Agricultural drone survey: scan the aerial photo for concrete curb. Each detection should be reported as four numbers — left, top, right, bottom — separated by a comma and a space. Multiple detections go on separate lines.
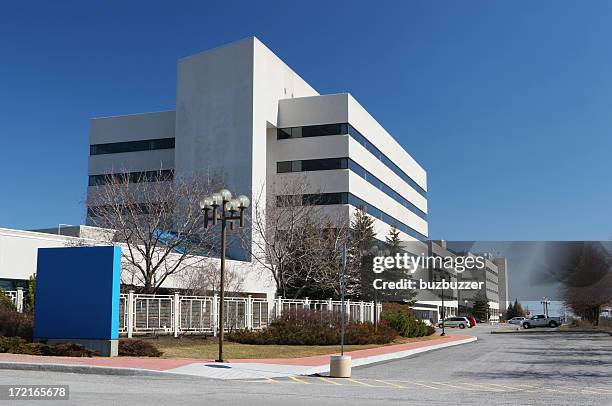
0, 336, 479, 379
0, 361, 176, 377
307, 336, 478, 375
491, 329, 612, 336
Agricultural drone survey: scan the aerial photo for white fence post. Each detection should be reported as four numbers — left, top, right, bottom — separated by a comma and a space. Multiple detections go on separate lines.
127, 290, 135, 338
15, 288, 24, 313
370, 301, 375, 323
327, 298, 332, 312
212, 294, 218, 337
346, 299, 351, 321
359, 301, 364, 322
276, 297, 282, 318
303, 297, 309, 310
173, 292, 180, 338
246, 295, 253, 329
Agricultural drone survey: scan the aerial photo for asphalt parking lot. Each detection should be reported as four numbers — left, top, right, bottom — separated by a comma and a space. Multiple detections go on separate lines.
2, 325, 611, 405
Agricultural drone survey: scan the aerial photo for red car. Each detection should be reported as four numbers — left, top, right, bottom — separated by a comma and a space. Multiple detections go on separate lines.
467, 316, 477, 327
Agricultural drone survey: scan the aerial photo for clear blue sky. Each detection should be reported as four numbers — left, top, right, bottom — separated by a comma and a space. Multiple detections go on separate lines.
1, 1, 611, 240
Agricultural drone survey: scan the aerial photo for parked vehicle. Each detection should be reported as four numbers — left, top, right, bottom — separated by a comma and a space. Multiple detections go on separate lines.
522, 314, 562, 329
508, 317, 526, 325
467, 316, 477, 327
438, 317, 470, 329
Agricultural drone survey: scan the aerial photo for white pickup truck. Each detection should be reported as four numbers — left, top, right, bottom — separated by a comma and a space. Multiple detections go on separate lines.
521, 314, 562, 329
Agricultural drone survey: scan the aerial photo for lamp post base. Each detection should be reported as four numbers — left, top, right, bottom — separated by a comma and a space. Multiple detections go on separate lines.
330, 355, 351, 378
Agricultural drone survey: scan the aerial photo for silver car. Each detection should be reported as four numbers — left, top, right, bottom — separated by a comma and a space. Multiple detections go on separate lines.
438, 317, 470, 329
508, 317, 526, 325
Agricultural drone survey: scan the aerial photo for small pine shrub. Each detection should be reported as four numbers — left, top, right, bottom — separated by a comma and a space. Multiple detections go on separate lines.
380, 303, 431, 338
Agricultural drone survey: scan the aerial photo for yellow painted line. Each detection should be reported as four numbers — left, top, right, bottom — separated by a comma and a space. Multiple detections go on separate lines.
347, 378, 375, 387
375, 379, 405, 388
392, 380, 440, 390
318, 377, 341, 385
432, 381, 476, 391
289, 376, 310, 384
589, 387, 612, 393
265, 377, 279, 383
542, 388, 578, 394
485, 383, 523, 391
582, 390, 603, 394
458, 382, 505, 392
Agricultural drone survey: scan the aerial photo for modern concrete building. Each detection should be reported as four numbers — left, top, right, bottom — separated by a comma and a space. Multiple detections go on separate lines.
87, 37, 428, 261
457, 252, 501, 321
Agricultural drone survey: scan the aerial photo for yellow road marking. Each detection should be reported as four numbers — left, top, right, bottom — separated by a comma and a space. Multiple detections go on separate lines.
589, 387, 612, 393
431, 381, 476, 391
543, 388, 578, 394
392, 380, 440, 390
265, 377, 279, 383
289, 376, 310, 384
348, 378, 375, 387
318, 377, 341, 385
458, 382, 505, 392
375, 379, 405, 388
485, 383, 522, 391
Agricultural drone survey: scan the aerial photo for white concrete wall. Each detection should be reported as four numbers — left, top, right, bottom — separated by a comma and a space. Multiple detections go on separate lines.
347, 94, 427, 192
89, 110, 176, 174
0, 228, 75, 280
274, 93, 428, 240
174, 37, 318, 260
0, 227, 275, 299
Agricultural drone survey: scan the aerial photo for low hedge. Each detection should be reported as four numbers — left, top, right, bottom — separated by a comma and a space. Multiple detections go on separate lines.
119, 339, 163, 357
228, 309, 398, 345
0, 337, 98, 357
0, 291, 33, 341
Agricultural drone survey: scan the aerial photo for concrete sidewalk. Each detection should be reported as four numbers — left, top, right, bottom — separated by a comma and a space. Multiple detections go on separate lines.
0, 334, 476, 380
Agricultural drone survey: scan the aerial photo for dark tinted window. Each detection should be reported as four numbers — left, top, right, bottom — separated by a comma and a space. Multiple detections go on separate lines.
277, 161, 292, 173
88, 170, 174, 186
276, 123, 426, 198
277, 123, 348, 139
90, 138, 175, 155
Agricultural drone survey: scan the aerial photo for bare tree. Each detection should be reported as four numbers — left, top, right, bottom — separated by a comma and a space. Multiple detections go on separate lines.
249, 177, 349, 298
177, 261, 245, 296
560, 243, 612, 325
86, 169, 223, 293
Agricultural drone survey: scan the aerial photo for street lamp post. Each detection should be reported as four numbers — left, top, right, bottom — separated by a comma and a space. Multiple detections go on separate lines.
369, 246, 389, 331
540, 297, 551, 318
464, 299, 468, 317
199, 189, 250, 363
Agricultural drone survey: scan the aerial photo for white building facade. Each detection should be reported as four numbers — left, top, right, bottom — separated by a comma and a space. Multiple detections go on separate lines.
87, 37, 428, 257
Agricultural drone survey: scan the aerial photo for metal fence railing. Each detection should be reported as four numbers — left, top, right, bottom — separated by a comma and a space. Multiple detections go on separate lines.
119, 292, 382, 337
3, 289, 23, 313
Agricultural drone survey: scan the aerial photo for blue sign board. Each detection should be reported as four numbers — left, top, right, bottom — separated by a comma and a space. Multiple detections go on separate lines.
33, 246, 121, 340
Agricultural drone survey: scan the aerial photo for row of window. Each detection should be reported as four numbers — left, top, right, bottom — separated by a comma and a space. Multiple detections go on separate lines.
276, 123, 426, 197
90, 137, 175, 155
277, 157, 426, 220
275, 192, 426, 241
277, 157, 348, 173
87, 202, 170, 218
88, 169, 174, 186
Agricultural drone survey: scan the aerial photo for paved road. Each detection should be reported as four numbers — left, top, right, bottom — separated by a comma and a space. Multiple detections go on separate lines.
2, 326, 611, 405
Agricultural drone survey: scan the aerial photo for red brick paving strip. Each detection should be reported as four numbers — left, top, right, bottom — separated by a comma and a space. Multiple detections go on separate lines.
0, 334, 472, 371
